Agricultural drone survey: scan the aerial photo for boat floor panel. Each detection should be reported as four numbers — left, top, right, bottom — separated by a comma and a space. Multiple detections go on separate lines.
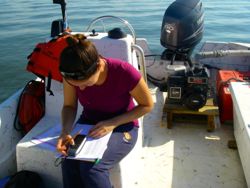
134, 84, 247, 188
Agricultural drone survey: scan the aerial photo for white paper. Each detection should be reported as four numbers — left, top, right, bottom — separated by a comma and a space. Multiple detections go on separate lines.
31, 123, 112, 161
67, 123, 112, 161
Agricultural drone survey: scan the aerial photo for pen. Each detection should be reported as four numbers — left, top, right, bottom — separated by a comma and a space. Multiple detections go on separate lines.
65, 128, 83, 145
72, 128, 83, 138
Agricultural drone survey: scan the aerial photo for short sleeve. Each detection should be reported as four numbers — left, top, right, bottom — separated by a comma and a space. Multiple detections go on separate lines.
121, 62, 142, 91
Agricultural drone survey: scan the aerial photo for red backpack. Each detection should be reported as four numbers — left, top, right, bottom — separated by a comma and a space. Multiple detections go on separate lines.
14, 80, 45, 135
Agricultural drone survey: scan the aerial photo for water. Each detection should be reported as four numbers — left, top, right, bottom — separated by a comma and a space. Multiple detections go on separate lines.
0, 0, 250, 103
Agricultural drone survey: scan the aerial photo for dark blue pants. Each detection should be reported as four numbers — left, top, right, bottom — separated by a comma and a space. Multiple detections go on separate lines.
62, 123, 138, 188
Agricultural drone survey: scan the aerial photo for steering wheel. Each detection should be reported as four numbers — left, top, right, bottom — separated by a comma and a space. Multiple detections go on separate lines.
85, 15, 136, 43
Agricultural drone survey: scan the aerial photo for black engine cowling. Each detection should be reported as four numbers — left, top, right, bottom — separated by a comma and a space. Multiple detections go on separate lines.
160, 0, 204, 54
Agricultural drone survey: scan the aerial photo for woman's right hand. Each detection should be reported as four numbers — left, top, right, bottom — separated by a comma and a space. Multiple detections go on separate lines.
56, 134, 74, 156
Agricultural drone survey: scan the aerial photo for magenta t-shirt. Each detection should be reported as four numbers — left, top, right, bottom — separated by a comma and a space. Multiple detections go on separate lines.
76, 58, 141, 126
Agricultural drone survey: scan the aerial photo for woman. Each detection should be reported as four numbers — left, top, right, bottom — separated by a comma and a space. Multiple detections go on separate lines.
56, 34, 153, 188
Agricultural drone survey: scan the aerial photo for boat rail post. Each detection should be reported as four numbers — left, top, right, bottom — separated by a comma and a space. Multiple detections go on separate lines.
132, 44, 147, 83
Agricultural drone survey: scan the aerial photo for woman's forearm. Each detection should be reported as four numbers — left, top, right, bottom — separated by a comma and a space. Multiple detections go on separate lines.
108, 104, 153, 127
61, 106, 77, 135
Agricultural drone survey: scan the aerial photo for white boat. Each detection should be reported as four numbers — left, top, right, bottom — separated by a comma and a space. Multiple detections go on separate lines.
0, 0, 249, 187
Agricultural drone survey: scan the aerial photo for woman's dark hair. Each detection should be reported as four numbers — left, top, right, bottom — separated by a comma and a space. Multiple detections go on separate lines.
59, 34, 99, 80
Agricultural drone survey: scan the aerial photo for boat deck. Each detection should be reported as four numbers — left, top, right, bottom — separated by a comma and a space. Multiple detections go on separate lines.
133, 84, 247, 188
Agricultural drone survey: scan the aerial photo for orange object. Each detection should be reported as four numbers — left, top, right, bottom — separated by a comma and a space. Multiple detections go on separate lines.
216, 70, 250, 123
26, 34, 70, 82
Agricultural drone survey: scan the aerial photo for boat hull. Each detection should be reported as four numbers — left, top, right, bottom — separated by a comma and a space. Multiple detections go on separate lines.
0, 90, 23, 178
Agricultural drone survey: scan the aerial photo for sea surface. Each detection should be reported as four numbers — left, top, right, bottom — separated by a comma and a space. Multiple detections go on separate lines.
0, 0, 250, 103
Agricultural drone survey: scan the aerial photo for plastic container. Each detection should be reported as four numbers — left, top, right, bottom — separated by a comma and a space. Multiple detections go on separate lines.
216, 70, 250, 123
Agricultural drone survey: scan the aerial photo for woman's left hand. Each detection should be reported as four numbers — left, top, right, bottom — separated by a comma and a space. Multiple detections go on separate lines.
88, 120, 117, 138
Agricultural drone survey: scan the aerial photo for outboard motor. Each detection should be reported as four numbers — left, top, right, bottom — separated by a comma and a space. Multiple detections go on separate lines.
159, 0, 209, 110
51, 0, 69, 37
161, 0, 204, 66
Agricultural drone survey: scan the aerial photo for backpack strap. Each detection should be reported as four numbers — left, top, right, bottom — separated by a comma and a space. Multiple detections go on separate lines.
46, 73, 54, 96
